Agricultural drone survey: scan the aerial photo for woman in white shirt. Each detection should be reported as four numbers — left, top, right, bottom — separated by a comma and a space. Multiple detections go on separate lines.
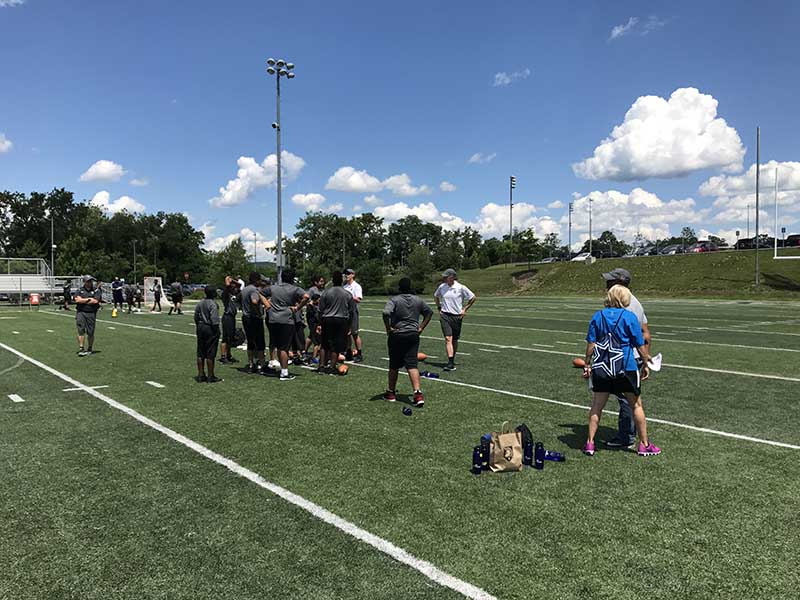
433, 269, 476, 371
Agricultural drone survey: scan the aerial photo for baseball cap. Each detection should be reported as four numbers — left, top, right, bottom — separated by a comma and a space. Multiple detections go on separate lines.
442, 268, 457, 278
82, 275, 96, 283
602, 268, 632, 284
343, 268, 355, 276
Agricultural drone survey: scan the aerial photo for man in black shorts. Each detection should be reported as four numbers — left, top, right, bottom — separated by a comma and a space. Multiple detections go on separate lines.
168, 277, 183, 315
194, 286, 222, 383
262, 268, 308, 381
111, 276, 124, 311
74, 275, 102, 356
305, 274, 325, 364
219, 276, 240, 364
240, 271, 270, 373
317, 270, 355, 375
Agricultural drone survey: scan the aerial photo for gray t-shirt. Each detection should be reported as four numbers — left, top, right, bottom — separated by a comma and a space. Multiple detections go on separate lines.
194, 298, 220, 326
264, 283, 306, 325
383, 294, 433, 333
628, 293, 648, 325
240, 284, 264, 320
319, 286, 355, 320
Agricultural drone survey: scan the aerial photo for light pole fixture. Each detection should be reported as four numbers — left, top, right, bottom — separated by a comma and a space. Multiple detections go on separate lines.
588, 197, 593, 257
568, 202, 574, 257
266, 57, 296, 283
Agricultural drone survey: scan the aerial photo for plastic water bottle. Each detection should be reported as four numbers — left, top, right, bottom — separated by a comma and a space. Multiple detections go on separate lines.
480, 435, 491, 471
472, 446, 483, 475
544, 450, 565, 462
523, 439, 533, 466
534, 442, 545, 470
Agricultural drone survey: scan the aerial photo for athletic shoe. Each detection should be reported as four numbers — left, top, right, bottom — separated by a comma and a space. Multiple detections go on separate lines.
638, 442, 662, 457
605, 438, 635, 449
353, 354, 364, 363
309, 357, 320, 365
227, 356, 239, 363
177, 310, 183, 315
219, 357, 229, 364
582, 442, 596, 456
279, 373, 296, 381
411, 391, 425, 407
207, 376, 223, 384
292, 356, 305, 366
195, 375, 208, 383
85, 349, 94, 356
77, 349, 87, 357
384, 390, 397, 402
246, 364, 258, 374
443, 364, 457, 372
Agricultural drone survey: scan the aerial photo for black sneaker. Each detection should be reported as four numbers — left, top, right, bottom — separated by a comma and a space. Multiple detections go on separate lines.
443, 363, 456, 372
606, 438, 635, 449
219, 357, 229, 364
279, 373, 296, 381
77, 349, 87, 357
85, 349, 94, 356
227, 356, 239, 363
195, 375, 208, 383
353, 354, 364, 363
207, 376, 223, 383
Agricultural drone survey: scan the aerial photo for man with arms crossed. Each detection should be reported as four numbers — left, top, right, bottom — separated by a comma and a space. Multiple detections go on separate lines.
434, 268, 476, 372
601, 268, 652, 449
263, 268, 309, 381
74, 275, 102, 357
317, 270, 355, 375
383, 277, 433, 407
305, 274, 325, 364
343, 268, 364, 363
240, 272, 271, 374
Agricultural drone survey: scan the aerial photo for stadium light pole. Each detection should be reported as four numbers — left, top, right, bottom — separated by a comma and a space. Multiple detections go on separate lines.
49, 211, 55, 300
568, 202, 573, 257
133, 240, 137, 285
266, 58, 296, 283
755, 126, 760, 288
509, 175, 516, 246
588, 197, 593, 256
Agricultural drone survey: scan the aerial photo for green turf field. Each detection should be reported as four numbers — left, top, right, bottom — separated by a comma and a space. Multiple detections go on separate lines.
2, 297, 800, 599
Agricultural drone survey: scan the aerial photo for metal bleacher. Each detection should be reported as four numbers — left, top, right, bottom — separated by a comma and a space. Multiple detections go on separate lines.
0, 258, 61, 303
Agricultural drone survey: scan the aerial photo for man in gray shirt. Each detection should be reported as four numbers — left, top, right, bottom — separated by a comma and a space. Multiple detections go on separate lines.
194, 286, 222, 383
74, 275, 102, 356
262, 268, 308, 381
317, 270, 356, 375
240, 271, 271, 374
382, 277, 433, 406
305, 274, 325, 363
601, 268, 652, 448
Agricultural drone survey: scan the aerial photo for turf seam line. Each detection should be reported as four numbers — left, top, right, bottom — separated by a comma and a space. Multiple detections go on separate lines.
0, 341, 498, 600
348, 362, 800, 450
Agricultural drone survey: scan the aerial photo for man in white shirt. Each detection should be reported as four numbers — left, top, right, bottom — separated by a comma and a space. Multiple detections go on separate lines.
343, 268, 364, 363
433, 268, 476, 372
601, 268, 652, 448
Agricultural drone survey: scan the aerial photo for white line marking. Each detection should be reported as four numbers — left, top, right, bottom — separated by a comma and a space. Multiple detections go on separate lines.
108, 326, 116, 330
0, 357, 24, 375
46, 329, 55, 333
556, 341, 576, 346
9, 394, 24, 403
63, 385, 109, 392
348, 363, 800, 450
380, 357, 390, 361
146, 381, 165, 388
0, 341, 496, 600
12, 331, 20, 334
0, 316, 18, 320
478, 348, 500, 353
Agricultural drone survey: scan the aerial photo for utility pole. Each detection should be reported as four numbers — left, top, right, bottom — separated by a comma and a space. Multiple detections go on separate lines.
588, 197, 593, 257
755, 127, 760, 287
568, 202, 573, 258
133, 240, 137, 285
254, 232, 257, 268
747, 204, 750, 238
509, 176, 516, 266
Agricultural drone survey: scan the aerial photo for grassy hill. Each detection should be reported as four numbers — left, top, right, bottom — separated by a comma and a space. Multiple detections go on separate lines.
454, 249, 800, 299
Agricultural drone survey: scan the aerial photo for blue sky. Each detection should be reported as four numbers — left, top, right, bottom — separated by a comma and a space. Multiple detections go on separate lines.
2, 0, 799, 255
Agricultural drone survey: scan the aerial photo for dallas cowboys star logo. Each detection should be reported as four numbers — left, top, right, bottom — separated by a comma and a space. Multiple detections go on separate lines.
592, 333, 625, 377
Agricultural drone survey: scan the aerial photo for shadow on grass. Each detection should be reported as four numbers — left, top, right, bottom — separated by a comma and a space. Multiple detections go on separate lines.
557, 422, 618, 450
368, 392, 415, 406
762, 272, 800, 292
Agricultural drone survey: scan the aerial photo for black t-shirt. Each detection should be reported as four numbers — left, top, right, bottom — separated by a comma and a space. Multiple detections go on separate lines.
75, 287, 102, 313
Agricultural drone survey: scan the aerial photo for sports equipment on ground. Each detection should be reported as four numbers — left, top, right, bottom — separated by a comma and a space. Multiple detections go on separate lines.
337, 364, 348, 375
402, 407, 412, 416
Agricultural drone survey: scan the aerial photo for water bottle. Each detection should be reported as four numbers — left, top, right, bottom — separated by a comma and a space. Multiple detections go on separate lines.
544, 450, 565, 462
422, 371, 440, 379
523, 439, 533, 466
534, 442, 545, 470
480, 435, 490, 471
472, 446, 483, 475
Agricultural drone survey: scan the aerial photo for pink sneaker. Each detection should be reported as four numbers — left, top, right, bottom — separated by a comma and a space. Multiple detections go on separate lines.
638, 442, 662, 456
582, 441, 595, 456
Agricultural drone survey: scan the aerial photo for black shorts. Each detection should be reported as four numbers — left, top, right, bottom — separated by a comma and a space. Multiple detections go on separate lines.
75, 312, 97, 336
270, 323, 295, 352
196, 324, 220, 359
172, 294, 183, 304
591, 370, 642, 397
322, 317, 349, 353
292, 323, 306, 352
308, 318, 321, 346
387, 331, 420, 370
221, 314, 236, 344
242, 316, 265, 352
113, 290, 123, 304
440, 312, 463, 340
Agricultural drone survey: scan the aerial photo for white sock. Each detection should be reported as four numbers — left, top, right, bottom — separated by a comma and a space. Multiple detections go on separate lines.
281, 368, 289, 377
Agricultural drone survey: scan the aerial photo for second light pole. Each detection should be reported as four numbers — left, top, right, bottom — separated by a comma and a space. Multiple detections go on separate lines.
266, 57, 296, 283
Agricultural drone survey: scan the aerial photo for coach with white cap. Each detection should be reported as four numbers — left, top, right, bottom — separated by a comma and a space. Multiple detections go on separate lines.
74, 275, 102, 357
601, 267, 651, 448
433, 268, 476, 372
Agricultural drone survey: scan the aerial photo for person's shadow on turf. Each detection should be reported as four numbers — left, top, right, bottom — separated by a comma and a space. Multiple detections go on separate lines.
557, 423, 617, 450
368, 393, 414, 406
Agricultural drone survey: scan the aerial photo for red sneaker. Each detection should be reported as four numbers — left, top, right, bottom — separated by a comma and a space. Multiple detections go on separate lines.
383, 390, 397, 402
412, 390, 425, 407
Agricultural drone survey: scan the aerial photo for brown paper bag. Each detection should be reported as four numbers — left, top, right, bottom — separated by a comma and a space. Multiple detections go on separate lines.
489, 421, 523, 472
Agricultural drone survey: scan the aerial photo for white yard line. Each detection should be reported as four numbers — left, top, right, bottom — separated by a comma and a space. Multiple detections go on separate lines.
46, 329, 55, 333
146, 381, 165, 388
0, 341, 497, 600
12, 331, 20, 334
8, 394, 25, 403
63, 385, 109, 392
108, 326, 116, 330
349, 362, 800, 450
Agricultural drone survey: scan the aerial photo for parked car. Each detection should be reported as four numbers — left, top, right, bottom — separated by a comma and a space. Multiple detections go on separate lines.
570, 252, 592, 262
635, 245, 659, 256
687, 241, 719, 253
785, 234, 800, 247
539, 257, 559, 264
659, 244, 685, 256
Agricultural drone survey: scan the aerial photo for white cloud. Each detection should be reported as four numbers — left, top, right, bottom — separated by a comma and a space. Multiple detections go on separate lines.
547, 200, 564, 209
90, 191, 145, 215
0, 133, 12, 153
364, 194, 383, 206
199, 221, 216, 240
375, 201, 468, 231
473, 202, 561, 239
352, 205, 363, 213
493, 67, 531, 87
610, 16, 667, 40
0, 0, 25, 7
468, 152, 497, 165
130, 178, 149, 187
291, 193, 327, 212
609, 17, 639, 40
573, 87, 745, 181
205, 227, 276, 261
327, 202, 344, 213
440, 181, 457, 192
325, 166, 383, 193
382, 173, 431, 197
210, 151, 305, 208
79, 159, 126, 182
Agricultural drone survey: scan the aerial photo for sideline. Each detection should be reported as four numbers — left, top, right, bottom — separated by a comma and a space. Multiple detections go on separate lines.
0, 341, 497, 600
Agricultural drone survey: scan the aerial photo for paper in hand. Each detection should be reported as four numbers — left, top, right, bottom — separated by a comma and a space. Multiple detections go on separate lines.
648, 353, 663, 372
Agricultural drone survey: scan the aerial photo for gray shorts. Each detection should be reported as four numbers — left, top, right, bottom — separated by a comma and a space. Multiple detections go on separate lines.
76, 312, 97, 336
440, 312, 463, 340
350, 310, 359, 336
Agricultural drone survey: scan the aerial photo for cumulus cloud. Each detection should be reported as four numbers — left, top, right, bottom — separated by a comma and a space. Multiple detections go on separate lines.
375, 201, 468, 231
468, 152, 497, 165
547, 200, 564, 209
325, 167, 431, 197
130, 178, 149, 187
364, 194, 383, 206
610, 17, 639, 40
327, 202, 344, 213
473, 202, 561, 239
0, 0, 25, 7
493, 67, 531, 87
0, 133, 12, 153
80, 159, 126, 182
573, 87, 745, 181
440, 181, 457, 192
382, 173, 431, 197
291, 193, 327, 212
90, 191, 145, 215
204, 227, 275, 261
210, 151, 305, 208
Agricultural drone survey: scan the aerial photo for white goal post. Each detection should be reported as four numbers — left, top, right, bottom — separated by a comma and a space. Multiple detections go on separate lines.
143, 277, 166, 307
